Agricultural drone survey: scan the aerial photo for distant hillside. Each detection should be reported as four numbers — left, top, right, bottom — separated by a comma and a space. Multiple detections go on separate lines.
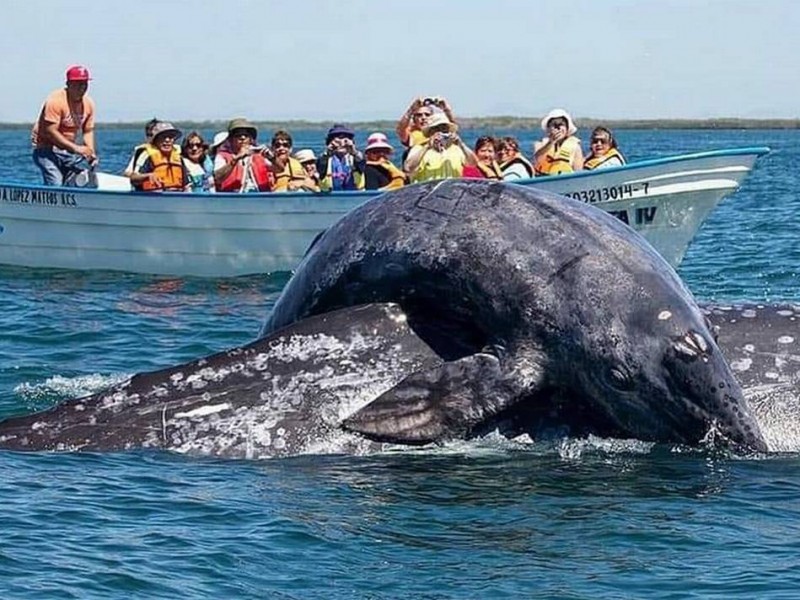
2, 117, 798, 130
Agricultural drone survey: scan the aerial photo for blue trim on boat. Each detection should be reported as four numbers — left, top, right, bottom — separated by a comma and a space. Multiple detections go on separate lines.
0, 146, 771, 199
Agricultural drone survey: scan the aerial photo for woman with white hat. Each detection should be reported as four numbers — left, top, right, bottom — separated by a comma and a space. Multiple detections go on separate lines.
533, 108, 584, 176
403, 113, 476, 183
363, 133, 406, 191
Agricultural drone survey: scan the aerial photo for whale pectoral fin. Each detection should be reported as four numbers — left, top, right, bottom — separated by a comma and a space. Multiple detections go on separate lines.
342, 353, 521, 444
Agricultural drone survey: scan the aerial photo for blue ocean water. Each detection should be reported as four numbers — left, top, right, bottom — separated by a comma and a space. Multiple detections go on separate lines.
0, 127, 799, 599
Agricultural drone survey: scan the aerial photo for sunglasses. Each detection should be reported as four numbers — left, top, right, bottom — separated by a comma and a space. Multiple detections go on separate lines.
591, 138, 609, 144
548, 120, 567, 129
232, 130, 254, 139
187, 142, 205, 149
273, 140, 291, 148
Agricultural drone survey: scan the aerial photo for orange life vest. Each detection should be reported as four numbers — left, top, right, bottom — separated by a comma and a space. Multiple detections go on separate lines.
217, 151, 272, 192
583, 148, 626, 170
139, 145, 186, 191
272, 157, 307, 192
534, 136, 580, 176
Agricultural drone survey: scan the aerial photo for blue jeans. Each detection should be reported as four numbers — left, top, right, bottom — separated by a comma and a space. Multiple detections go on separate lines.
32, 147, 87, 186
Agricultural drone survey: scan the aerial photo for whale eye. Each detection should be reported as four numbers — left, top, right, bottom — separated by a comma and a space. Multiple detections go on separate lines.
608, 366, 635, 391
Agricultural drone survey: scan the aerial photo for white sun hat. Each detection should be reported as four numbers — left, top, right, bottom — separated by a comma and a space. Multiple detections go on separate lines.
540, 108, 577, 136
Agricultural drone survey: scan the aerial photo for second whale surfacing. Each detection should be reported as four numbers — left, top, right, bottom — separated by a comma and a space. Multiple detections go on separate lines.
0, 180, 770, 456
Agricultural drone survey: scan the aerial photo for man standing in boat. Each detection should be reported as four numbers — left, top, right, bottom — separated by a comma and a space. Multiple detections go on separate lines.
31, 65, 98, 186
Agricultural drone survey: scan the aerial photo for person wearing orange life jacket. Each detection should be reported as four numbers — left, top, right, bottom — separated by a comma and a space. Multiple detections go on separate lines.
533, 108, 584, 176
270, 130, 319, 192
462, 136, 503, 180
496, 136, 534, 180
129, 122, 189, 192
363, 133, 407, 191
214, 118, 273, 193
583, 126, 626, 170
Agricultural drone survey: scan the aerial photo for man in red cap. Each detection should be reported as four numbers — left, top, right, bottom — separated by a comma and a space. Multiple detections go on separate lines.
31, 65, 98, 186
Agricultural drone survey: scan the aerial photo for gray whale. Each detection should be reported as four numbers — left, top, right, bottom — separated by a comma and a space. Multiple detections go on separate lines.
0, 180, 769, 456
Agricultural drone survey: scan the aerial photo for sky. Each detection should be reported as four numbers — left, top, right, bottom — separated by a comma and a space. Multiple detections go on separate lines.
1, 0, 798, 123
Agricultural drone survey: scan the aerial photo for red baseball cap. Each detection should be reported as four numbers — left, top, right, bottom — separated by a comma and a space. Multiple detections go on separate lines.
65, 65, 91, 82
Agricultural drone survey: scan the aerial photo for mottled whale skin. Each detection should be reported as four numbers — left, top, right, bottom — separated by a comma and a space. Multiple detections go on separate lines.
704, 303, 800, 451
263, 179, 766, 452
0, 304, 441, 457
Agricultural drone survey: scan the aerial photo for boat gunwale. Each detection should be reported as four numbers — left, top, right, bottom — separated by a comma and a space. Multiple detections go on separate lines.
0, 146, 771, 200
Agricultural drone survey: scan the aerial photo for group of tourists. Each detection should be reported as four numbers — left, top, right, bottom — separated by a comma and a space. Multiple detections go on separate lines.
31, 65, 626, 192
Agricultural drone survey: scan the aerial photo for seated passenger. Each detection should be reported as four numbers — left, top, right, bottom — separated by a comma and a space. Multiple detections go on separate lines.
123, 117, 159, 179
533, 108, 583, 176
496, 136, 534, 180
270, 131, 319, 192
462, 136, 502, 180
293, 149, 321, 188
403, 113, 476, 183
583, 126, 626, 170
129, 121, 189, 192
213, 118, 272, 193
181, 131, 215, 192
363, 133, 406, 191
208, 131, 228, 161
316, 124, 365, 191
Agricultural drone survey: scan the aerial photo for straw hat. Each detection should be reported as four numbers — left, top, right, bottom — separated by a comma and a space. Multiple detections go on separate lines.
540, 108, 577, 136
293, 149, 317, 164
227, 117, 258, 138
364, 132, 393, 152
422, 112, 457, 136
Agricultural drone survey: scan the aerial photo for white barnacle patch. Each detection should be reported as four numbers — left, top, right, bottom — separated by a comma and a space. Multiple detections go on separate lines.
389, 310, 408, 324
777, 310, 795, 317
730, 357, 753, 372
657, 310, 672, 321
765, 371, 780, 380
744, 344, 756, 353
73, 404, 85, 412
742, 309, 757, 318
174, 403, 231, 419
170, 372, 184, 384
777, 336, 795, 345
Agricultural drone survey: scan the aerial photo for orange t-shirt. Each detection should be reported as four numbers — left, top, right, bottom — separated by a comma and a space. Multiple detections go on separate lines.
31, 88, 96, 149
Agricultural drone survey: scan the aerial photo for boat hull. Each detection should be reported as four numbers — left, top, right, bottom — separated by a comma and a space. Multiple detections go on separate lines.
0, 147, 769, 277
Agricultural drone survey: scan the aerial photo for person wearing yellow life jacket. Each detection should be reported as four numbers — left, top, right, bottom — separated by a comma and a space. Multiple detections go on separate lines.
214, 118, 273, 193
533, 108, 584, 176
404, 113, 477, 183
293, 149, 321, 189
317, 124, 365, 192
129, 122, 189, 192
496, 136, 534, 180
462, 136, 503, 180
363, 132, 407, 191
583, 126, 626, 170
270, 130, 319, 192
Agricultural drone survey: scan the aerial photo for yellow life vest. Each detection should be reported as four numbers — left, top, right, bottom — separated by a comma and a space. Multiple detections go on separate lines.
272, 157, 307, 192
534, 136, 580, 176
411, 145, 466, 183
318, 155, 365, 192
366, 160, 407, 190
140, 144, 185, 191
477, 161, 503, 180
408, 129, 428, 147
583, 148, 626, 170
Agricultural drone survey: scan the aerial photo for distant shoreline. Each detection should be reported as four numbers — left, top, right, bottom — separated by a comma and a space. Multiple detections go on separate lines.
1, 117, 798, 130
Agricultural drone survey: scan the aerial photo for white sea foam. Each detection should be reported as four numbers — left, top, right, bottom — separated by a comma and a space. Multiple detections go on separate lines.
14, 373, 130, 402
